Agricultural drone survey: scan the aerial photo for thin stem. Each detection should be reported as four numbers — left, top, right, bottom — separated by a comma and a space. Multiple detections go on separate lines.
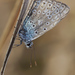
0, 0, 29, 75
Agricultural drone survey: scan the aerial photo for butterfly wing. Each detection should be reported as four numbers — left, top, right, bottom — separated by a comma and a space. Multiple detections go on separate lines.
19, 0, 70, 48
24, 0, 70, 41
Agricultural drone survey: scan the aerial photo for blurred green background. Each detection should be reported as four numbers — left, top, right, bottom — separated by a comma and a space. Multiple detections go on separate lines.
0, 0, 75, 75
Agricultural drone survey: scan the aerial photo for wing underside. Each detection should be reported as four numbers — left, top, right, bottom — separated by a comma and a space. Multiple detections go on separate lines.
23, 0, 70, 41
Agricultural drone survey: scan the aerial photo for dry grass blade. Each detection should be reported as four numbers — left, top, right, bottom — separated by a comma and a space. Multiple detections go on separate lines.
0, 0, 22, 50
0, 0, 34, 75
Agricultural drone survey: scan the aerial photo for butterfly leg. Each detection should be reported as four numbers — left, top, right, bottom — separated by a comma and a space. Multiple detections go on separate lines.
13, 39, 23, 48
15, 35, 21, 40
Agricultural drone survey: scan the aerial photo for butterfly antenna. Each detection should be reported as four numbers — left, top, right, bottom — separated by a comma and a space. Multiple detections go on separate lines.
30, 48, 33, 68
33, 45, 37, 67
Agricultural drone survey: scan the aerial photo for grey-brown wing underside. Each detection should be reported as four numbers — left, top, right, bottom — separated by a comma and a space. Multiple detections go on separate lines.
24, 0, 70, 41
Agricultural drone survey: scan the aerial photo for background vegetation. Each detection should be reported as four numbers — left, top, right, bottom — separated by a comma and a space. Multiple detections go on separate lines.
0, 0, 75, 75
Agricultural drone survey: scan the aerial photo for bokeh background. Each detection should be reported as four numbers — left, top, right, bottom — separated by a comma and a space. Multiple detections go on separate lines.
0, 0, 75, 75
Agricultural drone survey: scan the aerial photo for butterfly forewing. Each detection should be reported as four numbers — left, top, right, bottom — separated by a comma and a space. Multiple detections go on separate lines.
19, 0, 70, 47
25, 0, 69, 40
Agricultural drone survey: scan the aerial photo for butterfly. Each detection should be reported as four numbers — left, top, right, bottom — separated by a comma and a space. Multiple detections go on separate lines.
0, 0, 70, 75
18, 0, 70, 48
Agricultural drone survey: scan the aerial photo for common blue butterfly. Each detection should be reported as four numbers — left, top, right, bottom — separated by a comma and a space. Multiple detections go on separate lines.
0, 0, 70, 75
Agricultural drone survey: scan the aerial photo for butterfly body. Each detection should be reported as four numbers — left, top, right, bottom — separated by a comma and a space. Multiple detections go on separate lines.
19, 0, 70, 48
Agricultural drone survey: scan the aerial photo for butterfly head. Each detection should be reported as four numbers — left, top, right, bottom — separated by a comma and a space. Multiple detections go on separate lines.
24, 41, 33, 48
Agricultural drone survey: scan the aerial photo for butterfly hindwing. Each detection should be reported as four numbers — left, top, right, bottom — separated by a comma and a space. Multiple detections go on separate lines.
24, 0, 70, 40
19, 0, 70, 48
